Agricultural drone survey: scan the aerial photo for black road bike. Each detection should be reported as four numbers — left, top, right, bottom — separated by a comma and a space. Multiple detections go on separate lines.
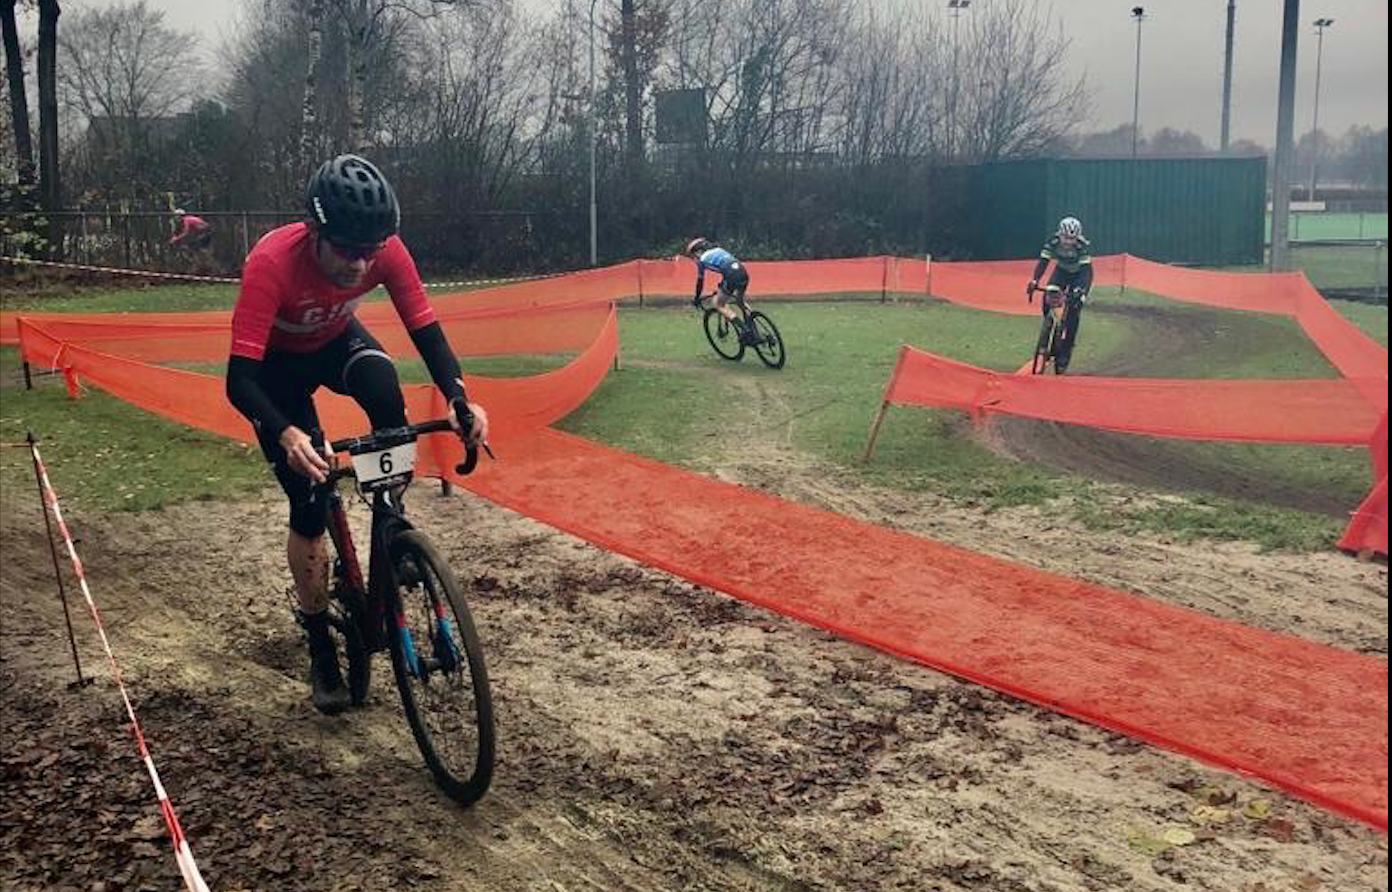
701, 291, 787, 369
305, 417, 494, 806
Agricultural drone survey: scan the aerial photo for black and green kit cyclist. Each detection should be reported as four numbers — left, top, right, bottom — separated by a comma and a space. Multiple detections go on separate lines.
1025, 216, 1094, 374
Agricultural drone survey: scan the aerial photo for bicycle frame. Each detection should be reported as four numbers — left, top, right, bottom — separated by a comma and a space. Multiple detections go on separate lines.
324, 484, 412, 654
319, 419, 480, 656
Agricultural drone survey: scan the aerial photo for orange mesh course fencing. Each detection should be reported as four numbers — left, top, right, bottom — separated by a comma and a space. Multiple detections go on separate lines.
882, 346, 1384, 446
6, 254, 1389, 828
440, 429, 1387, 830
15, 306, 618, 444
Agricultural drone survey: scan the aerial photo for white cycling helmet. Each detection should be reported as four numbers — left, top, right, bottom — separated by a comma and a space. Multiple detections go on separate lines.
173, 207, 187, 216
1058, 216, 1082, 238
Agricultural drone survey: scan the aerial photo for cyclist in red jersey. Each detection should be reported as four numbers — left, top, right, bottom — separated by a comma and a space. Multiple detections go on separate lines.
169, 209, 213, 249
226, 154, 488, 715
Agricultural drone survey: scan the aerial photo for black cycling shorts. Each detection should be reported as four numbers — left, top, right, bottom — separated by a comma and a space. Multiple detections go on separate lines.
719, 263, 750, 298
254, 317, 407, 537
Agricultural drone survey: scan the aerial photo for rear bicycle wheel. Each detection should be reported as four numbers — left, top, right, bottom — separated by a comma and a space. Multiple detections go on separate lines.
747, 311, 786, 369
328, 568, 371, 706
703, 308, 745, 361
385, 530, 495, 806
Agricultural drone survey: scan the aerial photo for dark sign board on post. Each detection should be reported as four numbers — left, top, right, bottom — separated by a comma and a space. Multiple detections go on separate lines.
655, 88, 707, 145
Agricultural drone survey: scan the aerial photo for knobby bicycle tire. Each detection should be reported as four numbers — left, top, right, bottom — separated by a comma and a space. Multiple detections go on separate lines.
703, 308, 745, 361
385, 530, 495, 806
1033, 313, 1062, 375
747, 311, 786, 369
328, 571, 372, 707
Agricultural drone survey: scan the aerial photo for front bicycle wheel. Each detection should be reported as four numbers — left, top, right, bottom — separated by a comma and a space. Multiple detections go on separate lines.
703, 308, 745, 361
747, 311, 786, 369
385, 530, 495, 806
1032, 316, 1058, 375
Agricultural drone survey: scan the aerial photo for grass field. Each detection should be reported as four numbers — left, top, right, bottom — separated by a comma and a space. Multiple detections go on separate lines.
1265, 211, 1388, 242
1, 278, 1384, 552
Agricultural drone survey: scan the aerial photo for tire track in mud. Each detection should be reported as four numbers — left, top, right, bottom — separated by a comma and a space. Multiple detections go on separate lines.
988, 302, 1361, 516
2, 445, 1387, 892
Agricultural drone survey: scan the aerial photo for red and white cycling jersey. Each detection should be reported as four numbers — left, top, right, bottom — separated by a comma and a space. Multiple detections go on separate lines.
230, 222, 435, 360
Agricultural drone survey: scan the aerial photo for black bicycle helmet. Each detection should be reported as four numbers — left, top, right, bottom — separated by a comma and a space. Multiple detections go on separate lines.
306, 154, 400, 246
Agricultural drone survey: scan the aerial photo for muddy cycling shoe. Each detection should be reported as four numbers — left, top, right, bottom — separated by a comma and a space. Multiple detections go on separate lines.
308, 640, 351, 715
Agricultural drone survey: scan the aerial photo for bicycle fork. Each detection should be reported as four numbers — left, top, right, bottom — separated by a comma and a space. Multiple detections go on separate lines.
393, 584, 462, 680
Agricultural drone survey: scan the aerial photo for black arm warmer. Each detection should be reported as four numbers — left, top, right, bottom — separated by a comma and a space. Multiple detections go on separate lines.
226, 355, 292, 440
1031, 257, 1049, 281
409, 321, 467, 403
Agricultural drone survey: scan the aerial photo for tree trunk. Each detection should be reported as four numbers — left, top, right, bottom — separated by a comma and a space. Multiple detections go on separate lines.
37, 0, 61, 255
620, 0, 642, 164
1, 0, 36, 191
345, 0, 367, 153
300, 0, 325, 177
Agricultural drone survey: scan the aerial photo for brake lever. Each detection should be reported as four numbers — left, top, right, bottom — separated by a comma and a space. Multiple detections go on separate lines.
454, 440, 495, 475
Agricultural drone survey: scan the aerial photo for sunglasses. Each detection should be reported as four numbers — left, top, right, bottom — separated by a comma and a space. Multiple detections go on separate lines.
324, 238, 386, 261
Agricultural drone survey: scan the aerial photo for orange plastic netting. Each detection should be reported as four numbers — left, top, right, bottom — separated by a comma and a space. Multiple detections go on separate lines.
3, 254, 1388, 829
882, 346, 1384, 445
440, 428, 1387, 830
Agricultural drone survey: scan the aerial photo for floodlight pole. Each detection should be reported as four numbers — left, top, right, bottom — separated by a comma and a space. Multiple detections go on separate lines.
1269, 0, 1301, 271
1307, 18, 1333, 201
947, 0, 971, 158
1220, 0, 1236, 152
588, 0, 599, 267
1130, 7, 1145, 157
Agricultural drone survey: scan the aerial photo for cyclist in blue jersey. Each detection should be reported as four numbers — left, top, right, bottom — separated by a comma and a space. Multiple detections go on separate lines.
686, 237, 749, 323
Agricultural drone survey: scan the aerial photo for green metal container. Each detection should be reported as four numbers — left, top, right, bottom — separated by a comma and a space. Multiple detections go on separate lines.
973, 156, 1266, 265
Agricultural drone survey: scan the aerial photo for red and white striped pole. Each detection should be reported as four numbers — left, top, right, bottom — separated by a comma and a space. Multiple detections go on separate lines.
26, 435, 211, 892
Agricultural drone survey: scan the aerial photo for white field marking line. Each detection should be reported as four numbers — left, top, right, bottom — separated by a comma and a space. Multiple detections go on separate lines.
27, 441, 212, 892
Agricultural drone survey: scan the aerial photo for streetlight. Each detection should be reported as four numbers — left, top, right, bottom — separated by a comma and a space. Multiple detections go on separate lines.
947, 0, 970, 158
1220, 0, 1236, 152
1130, 6, 1145, 157
1308, 17, 1334, 201
588, 0, 599, 266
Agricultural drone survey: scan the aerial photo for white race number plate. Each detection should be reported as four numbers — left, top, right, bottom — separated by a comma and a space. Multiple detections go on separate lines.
351, 442, 417, 490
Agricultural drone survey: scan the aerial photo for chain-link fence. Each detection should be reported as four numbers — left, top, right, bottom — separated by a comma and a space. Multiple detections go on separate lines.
0, 209, 552, 280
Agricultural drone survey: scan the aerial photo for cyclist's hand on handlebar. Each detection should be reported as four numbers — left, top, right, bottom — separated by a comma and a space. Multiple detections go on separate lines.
448, 397, 490, 446
1026, 280, 1037, 302
280, 425, 331, 484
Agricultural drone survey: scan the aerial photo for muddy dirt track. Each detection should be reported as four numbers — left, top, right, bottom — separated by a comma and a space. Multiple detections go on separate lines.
988, 303, 1365, 516
2, 311, 1388, 892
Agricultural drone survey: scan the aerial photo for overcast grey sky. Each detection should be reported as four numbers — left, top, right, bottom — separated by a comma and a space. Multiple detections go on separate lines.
20, 0, 1390, 146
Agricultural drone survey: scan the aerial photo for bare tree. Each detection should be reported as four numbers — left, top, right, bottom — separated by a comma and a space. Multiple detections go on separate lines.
300, 0, 326, 176
952, 0, 1089, 162
831, 5, 945, 162
36, 0, 58, 215
57, 0, 203, 197
2, 0, 36, 191
326, 0, 462, 151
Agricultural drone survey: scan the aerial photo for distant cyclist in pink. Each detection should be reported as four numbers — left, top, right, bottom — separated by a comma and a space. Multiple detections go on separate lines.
169, 209, 213, 249
225, 154, 488, 715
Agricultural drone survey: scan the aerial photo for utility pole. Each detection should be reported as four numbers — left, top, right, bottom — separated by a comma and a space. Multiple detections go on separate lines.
948, 0, 970, 158
1221, 0, 1236, 152
588, 0, 599, 266
1307, 17, 1334, 201
1270, 0, 1300, 271
1130, 6, 1145, 157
